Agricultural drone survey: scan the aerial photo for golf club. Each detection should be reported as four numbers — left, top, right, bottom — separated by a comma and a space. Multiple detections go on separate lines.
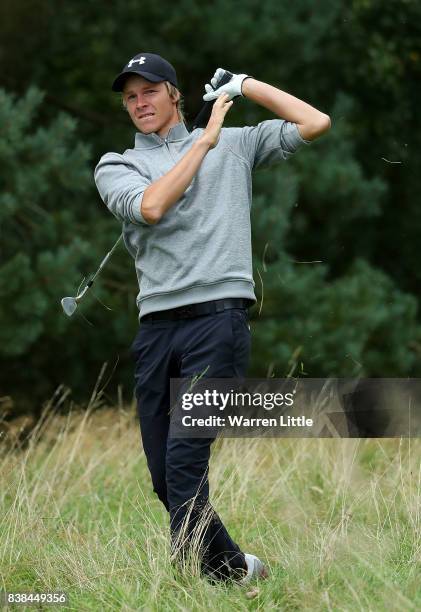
189, 69, 235, 131
61, 234, 123, 317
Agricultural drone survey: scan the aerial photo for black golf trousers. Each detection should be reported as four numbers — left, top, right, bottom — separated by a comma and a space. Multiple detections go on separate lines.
130, 306, 251, 581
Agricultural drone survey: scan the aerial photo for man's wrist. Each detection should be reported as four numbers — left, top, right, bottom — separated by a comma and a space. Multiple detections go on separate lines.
241, 76, 256, 97
195, 136, 213, 152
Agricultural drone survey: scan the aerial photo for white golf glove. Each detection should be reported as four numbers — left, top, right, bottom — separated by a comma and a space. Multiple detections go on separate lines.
202, 68, 251, 102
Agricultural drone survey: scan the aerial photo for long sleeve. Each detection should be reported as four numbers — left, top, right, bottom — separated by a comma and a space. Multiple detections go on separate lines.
230, 119, 311, 169
94, 152, 152, 225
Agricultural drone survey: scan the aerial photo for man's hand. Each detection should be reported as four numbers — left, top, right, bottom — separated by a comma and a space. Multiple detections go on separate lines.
199, 92, 234, 149
203, 68, 250, 102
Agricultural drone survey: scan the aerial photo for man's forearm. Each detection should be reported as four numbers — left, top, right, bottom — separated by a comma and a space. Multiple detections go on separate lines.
242, 78, 330, 140
141, 139, 211, 224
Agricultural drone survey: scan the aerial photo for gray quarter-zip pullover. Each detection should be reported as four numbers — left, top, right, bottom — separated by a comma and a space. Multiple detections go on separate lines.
94, 120, 310, 320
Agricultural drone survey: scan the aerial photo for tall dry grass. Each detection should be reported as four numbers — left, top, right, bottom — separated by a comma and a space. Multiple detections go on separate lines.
1, 389, 420, 610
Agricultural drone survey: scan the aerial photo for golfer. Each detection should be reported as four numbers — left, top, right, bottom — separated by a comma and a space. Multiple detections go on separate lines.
94, 52, 330, 584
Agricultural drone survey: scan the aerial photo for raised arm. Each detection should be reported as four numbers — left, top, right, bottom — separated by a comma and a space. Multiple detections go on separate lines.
241, 78, 330, 142
142, 93, 233, 223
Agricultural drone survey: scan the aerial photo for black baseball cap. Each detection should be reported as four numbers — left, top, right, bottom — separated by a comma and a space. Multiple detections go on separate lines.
111, 52, 178, 92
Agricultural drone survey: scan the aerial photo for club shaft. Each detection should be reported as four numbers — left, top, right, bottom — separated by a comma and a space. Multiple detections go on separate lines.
88, 234, 123, 285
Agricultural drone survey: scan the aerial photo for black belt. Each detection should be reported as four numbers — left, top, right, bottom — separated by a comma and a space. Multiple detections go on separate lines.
141, 298, 254, 321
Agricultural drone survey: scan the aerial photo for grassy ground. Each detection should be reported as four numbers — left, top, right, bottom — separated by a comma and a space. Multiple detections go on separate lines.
1, 399, 420, 611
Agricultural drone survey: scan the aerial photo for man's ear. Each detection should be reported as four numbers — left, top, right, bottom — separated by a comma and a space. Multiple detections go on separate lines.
170, 91, 180, 104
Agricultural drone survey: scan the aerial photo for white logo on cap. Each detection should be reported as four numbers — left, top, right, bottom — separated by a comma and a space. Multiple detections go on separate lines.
127, 56, 146, 68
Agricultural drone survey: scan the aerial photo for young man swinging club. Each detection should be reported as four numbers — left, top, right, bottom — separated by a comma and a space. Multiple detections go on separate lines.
94, 52, 330, 585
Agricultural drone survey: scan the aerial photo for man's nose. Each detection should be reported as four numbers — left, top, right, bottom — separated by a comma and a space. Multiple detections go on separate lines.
135, 95, 148, 108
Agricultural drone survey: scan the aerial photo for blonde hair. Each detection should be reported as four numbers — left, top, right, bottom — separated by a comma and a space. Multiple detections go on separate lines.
164, 81, 186, 123
121, 80, 186, 123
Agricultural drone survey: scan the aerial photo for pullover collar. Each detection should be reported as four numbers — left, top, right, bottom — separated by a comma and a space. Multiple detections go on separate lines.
135, 121, 191, 149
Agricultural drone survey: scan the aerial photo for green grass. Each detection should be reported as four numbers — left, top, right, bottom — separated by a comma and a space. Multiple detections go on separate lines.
1, 401, 420, 611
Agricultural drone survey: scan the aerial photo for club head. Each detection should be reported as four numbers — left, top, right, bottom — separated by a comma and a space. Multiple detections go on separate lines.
61, 296, 78, 317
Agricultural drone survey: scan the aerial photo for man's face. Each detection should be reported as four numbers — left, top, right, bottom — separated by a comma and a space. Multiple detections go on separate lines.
122, 75, 180, 137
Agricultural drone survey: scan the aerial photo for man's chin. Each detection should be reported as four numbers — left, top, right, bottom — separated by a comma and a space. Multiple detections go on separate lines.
137, 124, 155, 134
